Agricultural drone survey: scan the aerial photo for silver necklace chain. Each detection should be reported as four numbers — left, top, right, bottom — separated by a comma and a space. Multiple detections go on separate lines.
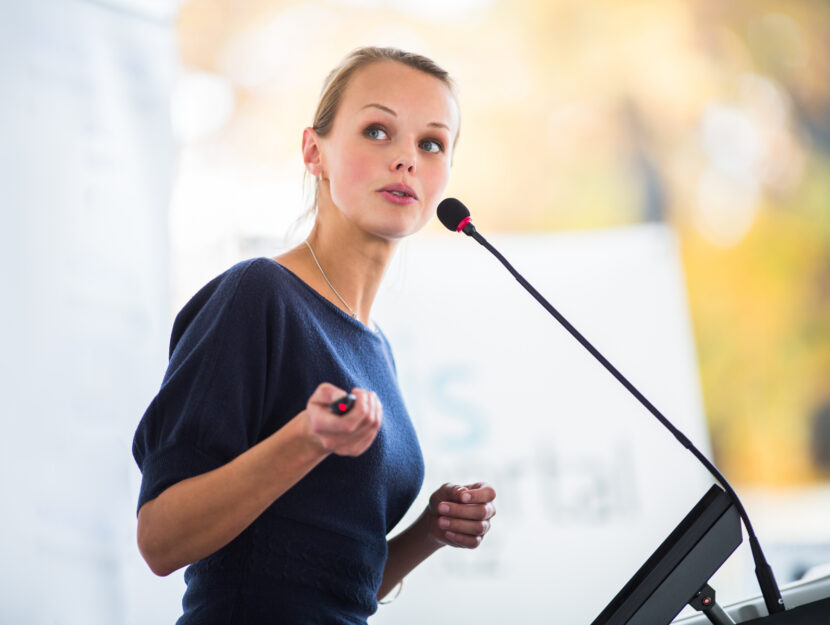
304, 240, 357, 319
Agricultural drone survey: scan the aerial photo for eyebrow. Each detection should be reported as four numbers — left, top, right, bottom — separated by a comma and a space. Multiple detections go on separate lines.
360, 103, 450, 131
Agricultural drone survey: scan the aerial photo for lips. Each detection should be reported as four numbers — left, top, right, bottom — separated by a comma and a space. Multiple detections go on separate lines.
378, 183, 418, 200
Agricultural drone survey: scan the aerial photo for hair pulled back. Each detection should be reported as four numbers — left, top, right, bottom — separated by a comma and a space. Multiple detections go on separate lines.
312, 46, 457, 139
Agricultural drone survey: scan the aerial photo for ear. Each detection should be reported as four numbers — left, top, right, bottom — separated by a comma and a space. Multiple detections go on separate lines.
302, 127, 325, 178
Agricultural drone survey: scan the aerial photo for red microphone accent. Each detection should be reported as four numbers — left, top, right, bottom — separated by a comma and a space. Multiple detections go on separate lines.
338, 403, 347, 411
456, 216, 472, 232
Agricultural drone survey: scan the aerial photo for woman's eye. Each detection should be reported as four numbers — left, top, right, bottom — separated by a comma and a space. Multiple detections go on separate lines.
420, 139, 444, 153
365, 126, 389, 140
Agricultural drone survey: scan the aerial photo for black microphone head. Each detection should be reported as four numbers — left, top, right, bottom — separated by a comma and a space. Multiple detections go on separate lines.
437, 198, 471, 232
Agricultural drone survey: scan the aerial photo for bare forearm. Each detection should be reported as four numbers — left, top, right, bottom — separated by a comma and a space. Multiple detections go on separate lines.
377, 507, 444, 600
137, 412, 327, 576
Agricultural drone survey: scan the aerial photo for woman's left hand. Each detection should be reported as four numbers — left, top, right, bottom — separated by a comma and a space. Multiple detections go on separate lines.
426, 482, 496, 549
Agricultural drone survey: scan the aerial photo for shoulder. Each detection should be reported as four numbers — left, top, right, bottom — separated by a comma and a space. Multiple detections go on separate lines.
222, 257, 287, 292
168, 258, 295, 355
185, 258, 291, 310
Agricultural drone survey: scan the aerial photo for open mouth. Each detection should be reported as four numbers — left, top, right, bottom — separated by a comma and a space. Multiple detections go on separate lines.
379, 184, 418, 200
379, 189, 417, 203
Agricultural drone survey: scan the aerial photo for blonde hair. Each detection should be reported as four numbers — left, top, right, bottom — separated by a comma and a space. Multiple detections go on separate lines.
290, 46, 459, 241
312, 46, 458, 141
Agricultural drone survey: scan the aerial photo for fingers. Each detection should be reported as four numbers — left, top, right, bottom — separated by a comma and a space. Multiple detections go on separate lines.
429, 482, 497, 549
436, 500, 496, 521
431, 482, 496, 508
442, 531, 488, 549
430, 483, 466, 506
308, 382, 347, 407
336, 389, 382, 455
339, 389, 381, 433
306, 384, 382, 456
459, 482, 496, 504
438, 516, 491, 536
435, 510, 491, 550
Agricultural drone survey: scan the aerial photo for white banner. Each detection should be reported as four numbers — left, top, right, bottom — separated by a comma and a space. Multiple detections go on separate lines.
371, 225, 715, 624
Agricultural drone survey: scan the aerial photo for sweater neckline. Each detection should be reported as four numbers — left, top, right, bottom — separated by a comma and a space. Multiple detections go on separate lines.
263, 258, 382, 338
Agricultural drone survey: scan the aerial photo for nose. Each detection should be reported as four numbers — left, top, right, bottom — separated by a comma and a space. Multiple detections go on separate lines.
392, 144, 416, 174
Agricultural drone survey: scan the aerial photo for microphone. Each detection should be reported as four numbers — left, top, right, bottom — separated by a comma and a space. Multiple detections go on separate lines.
436, 197, 786, 616
437, 197, 476, 235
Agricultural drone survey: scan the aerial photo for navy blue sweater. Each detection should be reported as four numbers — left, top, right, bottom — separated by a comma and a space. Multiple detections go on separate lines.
132, 258, 425, 624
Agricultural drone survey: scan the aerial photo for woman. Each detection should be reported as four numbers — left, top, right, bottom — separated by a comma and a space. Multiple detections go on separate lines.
133, 47, 497, 624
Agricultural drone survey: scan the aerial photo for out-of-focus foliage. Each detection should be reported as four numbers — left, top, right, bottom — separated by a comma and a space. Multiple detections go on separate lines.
175, 0, 830, 485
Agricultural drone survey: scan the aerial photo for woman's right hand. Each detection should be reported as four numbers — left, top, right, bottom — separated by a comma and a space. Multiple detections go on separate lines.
138, 383, 378, 575
303, 383, 382, 457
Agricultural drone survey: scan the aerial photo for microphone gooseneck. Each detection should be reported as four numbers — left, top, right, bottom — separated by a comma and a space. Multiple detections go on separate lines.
436, 197, 785, 616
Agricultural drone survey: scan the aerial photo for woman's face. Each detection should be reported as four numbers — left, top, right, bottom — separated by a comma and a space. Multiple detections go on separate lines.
313, 61, 460, 241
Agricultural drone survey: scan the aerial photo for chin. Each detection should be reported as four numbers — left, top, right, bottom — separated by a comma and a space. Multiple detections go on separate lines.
371, 227, 418, 242
365, 214, 431, 241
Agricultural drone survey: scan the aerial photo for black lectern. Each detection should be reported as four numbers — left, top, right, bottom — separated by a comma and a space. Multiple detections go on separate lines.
592, 485, 742, 625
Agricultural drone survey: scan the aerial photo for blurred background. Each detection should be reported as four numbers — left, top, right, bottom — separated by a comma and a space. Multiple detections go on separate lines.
171, 0, 830, 486
1, 0, 828, 623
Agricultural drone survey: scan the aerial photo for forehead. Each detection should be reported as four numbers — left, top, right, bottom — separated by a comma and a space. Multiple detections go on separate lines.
337, 61, 459, 132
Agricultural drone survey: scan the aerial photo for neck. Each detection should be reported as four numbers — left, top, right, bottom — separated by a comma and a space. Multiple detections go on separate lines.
305, 221, 394, 323
274, 183, 404, 325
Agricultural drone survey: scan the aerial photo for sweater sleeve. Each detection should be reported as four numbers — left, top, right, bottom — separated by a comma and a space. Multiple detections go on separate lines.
132, 260, 279, 513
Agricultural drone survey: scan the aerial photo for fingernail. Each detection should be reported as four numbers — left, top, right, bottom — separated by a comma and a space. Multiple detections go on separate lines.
439, 518, 450, 529
438, 503, 450, 514
461, 492, 472, 503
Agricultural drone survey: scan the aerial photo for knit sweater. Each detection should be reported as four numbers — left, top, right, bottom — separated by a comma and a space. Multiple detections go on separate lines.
132, 258, 425, 624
